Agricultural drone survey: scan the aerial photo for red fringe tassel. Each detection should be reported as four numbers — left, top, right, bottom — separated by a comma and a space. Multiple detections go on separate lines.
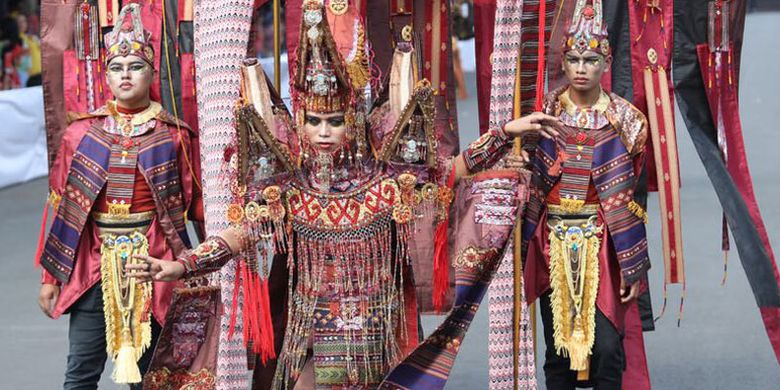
432, 165, 456, 312
232, 260, 276, 364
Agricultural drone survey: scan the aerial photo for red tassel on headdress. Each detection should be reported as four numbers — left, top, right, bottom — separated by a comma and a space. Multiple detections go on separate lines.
432, 165, 456, 312
34, 200, 52, 268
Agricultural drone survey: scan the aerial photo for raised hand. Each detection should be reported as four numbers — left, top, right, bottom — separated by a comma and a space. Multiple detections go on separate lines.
502, 112, 562, 140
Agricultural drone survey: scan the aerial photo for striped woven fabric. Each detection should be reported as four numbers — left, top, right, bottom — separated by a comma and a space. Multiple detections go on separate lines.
489, 240, 537, 390
518, 0, 556, 115
193, 1, 255, 388
483, 1, 538, 389
41, 116, 192, 282
105, 143, 138, 210
487, 0, 524, 131
380, 171, 523, 390
523, 88, 650, 284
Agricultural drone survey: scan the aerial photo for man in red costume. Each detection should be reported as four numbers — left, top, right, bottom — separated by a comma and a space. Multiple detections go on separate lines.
505, 3, 651, 389
36, 4, 202, 388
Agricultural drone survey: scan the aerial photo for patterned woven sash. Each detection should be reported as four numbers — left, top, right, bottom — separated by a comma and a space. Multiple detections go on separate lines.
192, 1, 255, 388
380, 171, 524, 390
41, 116, 190, 283
557, 131, 596, 213
105, 141, 139, 216
482, 1, 539, 389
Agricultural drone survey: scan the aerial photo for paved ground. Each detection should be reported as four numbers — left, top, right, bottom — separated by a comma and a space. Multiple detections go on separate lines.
2, 11, 779, 390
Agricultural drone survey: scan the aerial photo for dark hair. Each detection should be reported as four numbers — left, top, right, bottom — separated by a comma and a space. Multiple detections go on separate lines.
0, 17, 21, 47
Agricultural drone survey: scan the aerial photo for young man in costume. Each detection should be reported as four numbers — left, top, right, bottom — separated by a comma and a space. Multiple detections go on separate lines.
504, 3, 651, 389
130, 1, 548, 388
36, 4, 202, 388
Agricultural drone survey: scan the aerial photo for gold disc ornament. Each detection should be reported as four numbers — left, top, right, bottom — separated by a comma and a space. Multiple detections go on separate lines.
329, 0, 348, 15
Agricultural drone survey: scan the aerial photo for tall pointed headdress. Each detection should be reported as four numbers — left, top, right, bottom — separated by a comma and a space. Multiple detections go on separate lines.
104, 3, 154, 65
293, 0, 354, 114
563, 0, 610, 56
292, 0, 373, 160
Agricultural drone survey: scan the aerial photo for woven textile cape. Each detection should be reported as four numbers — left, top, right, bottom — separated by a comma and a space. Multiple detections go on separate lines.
40, 111, 193, 283
193, 0, 255, 388
489, 242, 536, 389
481, 1, 538, 389
380, 170, 526, 390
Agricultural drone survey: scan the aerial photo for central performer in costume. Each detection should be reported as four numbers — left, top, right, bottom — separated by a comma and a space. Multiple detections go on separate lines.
511, 2, 651, 389
131, 1, 550, 388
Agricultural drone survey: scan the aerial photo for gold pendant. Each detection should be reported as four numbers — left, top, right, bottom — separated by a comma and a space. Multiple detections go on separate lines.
329, 0, 348, 15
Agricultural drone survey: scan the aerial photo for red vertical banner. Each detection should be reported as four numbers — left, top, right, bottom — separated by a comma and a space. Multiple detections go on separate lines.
473, 0, 497, 134
629, 0, 684, 286
424, 0, 449, 93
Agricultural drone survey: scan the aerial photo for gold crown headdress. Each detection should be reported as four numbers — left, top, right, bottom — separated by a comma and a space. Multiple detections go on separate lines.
294, 0, 353, 114
563, 1, 610, 56
104, 4, 154, 65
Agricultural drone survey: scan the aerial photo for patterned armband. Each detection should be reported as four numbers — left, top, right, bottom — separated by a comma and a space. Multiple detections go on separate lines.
462, 126, 512, 171
176, 236, 234, 276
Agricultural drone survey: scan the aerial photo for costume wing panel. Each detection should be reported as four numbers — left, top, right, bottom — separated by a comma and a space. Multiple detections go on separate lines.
235, 59, 297, 191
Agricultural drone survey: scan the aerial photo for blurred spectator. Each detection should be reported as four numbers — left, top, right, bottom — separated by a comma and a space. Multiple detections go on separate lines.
1, 16, 24, 90
16, 12, 42, 87
0, 8, 41, 90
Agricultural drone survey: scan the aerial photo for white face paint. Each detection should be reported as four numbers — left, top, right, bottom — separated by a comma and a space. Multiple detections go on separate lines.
106, 55, 154, 109
562, 50, 611, 93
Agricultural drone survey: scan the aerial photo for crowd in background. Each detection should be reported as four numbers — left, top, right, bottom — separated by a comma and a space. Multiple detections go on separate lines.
1, 1, 41, 90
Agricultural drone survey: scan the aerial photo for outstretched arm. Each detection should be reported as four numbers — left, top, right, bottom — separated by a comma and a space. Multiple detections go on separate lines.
128, 225, 249, 282
451, 112, 561, 183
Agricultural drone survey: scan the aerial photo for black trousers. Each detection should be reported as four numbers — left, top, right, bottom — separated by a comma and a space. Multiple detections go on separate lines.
64, 284, 160, 390
539, 293, 625, 390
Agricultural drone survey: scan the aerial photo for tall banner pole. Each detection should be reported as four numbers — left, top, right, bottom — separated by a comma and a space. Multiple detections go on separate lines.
273, 0, 281, 91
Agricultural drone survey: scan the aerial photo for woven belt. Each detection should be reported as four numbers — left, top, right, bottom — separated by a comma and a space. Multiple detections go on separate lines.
547, 203, 599, 219
92, 210, 155, 236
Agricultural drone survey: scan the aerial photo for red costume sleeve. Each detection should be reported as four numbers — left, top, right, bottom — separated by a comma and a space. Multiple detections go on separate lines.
41, 269, 61, 285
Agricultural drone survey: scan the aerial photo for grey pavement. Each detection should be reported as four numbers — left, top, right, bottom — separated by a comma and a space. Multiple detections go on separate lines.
2, 11, 780, 390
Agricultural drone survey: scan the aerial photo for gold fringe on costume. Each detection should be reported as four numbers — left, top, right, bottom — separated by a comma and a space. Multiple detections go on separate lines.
547, 217, 602, 372
346, 22, 370, 92
558, 198, 586, 214
100, 231, 152, 384
627, 200, 649, 224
